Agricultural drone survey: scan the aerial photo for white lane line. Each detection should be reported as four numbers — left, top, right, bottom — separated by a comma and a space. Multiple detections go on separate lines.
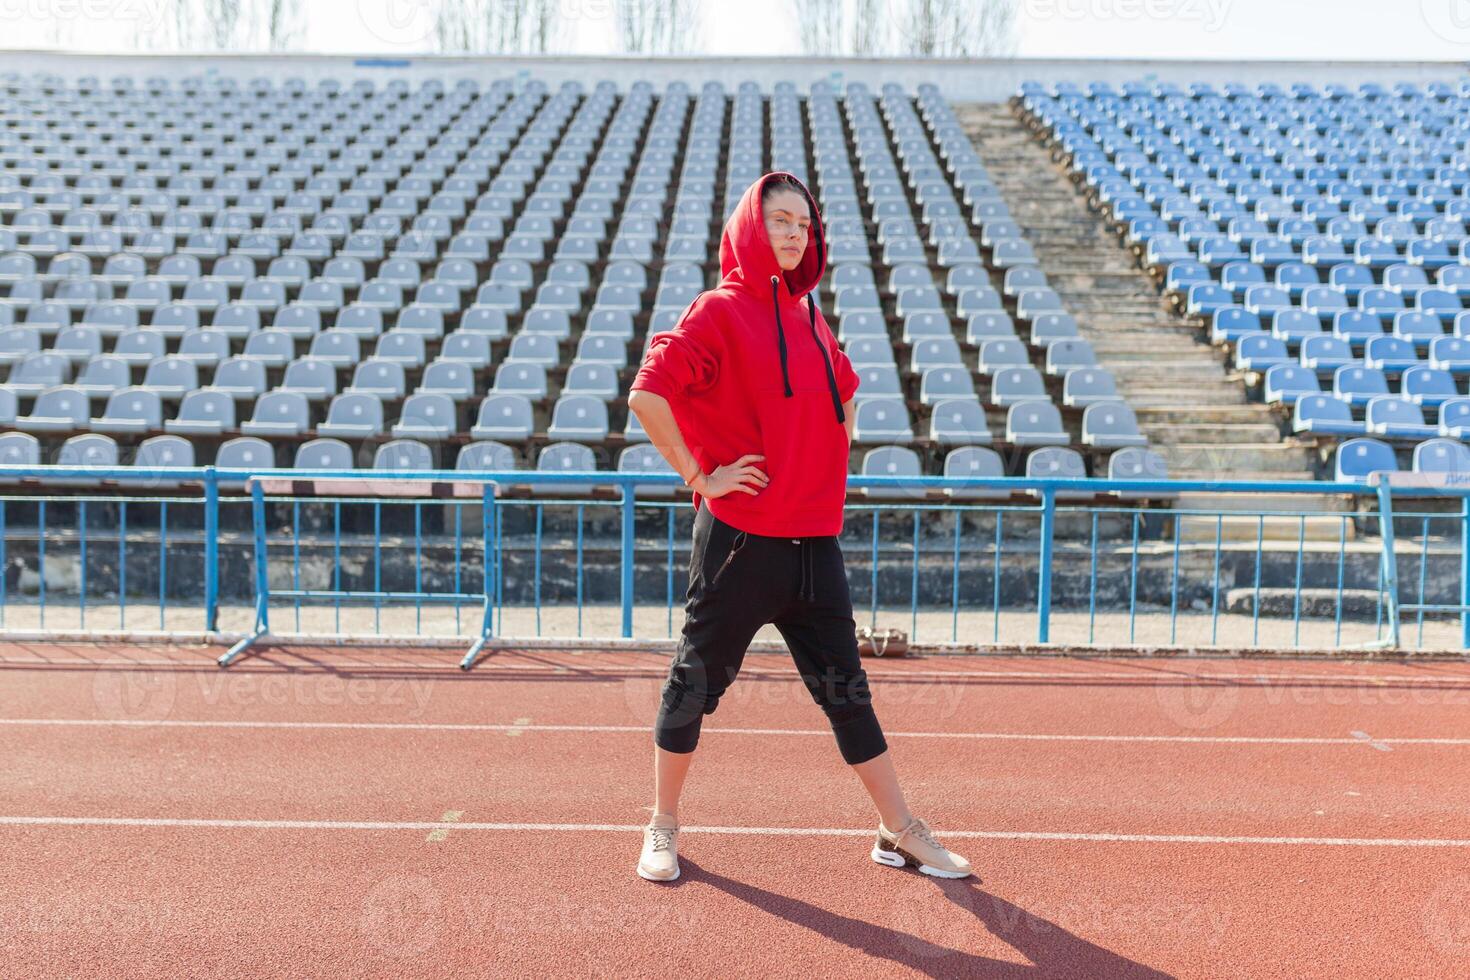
0, 815, 1466, 847
3, 717, 1469, 745
1351, 730, 1395, 753
5, 659, 1470, 686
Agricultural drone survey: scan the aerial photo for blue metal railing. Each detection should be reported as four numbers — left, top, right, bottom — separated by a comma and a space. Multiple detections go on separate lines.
0, 464, 1467, 663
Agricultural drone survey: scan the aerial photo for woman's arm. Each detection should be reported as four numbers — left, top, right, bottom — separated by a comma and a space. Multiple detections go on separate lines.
843, 397, 855, 444
627, 389, 768, 498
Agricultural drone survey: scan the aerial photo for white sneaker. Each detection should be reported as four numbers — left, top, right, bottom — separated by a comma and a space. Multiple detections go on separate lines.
636, 812, 680, 882
871, 816, 973, 879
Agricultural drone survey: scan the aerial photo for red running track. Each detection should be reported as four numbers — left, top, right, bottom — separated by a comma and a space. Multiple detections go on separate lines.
1, 643, 1468, 978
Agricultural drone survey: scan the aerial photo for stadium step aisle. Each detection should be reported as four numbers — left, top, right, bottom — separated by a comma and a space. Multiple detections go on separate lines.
955, 101, 1346, 511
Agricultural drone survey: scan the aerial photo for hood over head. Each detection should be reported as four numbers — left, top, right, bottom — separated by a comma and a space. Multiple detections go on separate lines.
718, 171, 826, 301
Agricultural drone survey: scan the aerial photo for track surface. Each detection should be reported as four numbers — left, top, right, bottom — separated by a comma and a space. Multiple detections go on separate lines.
2, 643, 1469, 978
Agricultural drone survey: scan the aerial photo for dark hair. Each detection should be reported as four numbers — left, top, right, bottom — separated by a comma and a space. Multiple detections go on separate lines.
760, 173, 809, 209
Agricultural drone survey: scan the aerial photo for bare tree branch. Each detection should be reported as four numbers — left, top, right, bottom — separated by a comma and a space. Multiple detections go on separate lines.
263, 0, 304, 51
893, 0, 1017, 57
850, 0, 886, 55
794, 0, 842, 55
617, 0, 700, 54
435, 0, 564, 54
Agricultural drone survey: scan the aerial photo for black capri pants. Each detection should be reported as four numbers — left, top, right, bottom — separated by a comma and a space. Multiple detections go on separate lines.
653, 503, 889, 766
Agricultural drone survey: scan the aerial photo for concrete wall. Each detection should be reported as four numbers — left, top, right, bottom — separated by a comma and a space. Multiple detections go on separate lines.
6, 50, 1469, 103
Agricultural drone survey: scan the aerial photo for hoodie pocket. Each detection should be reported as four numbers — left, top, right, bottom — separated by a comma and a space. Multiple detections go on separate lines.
753, 387, 850, 525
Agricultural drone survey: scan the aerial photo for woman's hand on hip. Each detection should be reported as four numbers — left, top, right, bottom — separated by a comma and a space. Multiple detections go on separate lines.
694, 454, 768, 498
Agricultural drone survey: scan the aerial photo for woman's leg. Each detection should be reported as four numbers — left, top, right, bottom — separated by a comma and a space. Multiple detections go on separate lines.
850, 749, 914, 831
648, 507, 775, 815
653, 746, 695, 819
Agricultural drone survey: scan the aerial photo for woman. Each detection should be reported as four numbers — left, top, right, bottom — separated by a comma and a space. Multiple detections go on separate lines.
626, 170, 972, 883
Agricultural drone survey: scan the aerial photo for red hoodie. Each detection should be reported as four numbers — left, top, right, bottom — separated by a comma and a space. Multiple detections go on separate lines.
628, 171, 860, 537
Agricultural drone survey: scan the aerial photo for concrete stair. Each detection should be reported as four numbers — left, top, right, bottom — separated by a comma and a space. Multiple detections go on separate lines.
955, 101, 1345, 516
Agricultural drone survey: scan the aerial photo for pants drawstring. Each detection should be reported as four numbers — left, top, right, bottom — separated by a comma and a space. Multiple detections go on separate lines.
795, 537, 815, 603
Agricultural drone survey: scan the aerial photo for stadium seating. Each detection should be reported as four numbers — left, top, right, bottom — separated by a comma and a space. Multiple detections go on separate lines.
1021, 78, 1470, 484
0, 72, 1147, 495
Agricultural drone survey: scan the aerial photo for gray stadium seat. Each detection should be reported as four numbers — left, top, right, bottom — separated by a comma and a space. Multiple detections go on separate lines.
14, 385, 89, 433
1006, 401, 1070, 447
546, 394, 610, 442
215, 436, 276, 486
861, 445, 923, 500
347, 359, 407, 400
943, 445, 1010, 500
240, 390, 313, 437
294, 438, 355, 471
918, 367, 976, 406
471, 393, 535, 442
929, 398, 992, 446
563, 362, 620, 401
457, 440, 519, 473
373, 439, 435, 472
990, 367, 1046, 407
1025, 446, 1090, 500
123, 435, 196, 488
141, 357, 198, 399
1081, 403, 1148, 449
1062, 368, 1121, 407
617, 443, 678, 498
90, 387, 163, 435
55, 433, 118, 485
211, 357, 270, 400
279, 358, 338, 401
391, 393, 458, 440
166, 389, 236, 436
0, 431, 40, 481
852, 398, 914, 444
536, 441, 601, 494
1108, 446, 1173, 500
493, 361, 549, 400
9, 352, 73, 395
317, 392, 385, 439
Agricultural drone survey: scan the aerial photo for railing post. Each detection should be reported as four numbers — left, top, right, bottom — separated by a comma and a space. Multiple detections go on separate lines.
1037, 487, 1056, 645
218, 477, 270, 667
203, 466, 219, 632
1461, 495, 1469, 650
1375, 479, 1400, 649
251, 477, 270, 632
461, 481, 498, 671
620, 484, 636, 638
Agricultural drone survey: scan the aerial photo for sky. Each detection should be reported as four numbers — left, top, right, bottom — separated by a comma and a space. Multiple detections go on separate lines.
3, 0, 1470, 61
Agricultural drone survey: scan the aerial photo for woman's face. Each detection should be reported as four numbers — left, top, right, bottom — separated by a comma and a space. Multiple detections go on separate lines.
763, 188, 810, 272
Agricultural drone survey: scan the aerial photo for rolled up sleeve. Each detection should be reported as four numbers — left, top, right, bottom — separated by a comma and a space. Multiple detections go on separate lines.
629, 296, 721, 400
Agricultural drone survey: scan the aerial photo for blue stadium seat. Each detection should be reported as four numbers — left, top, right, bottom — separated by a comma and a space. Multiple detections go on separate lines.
1334, 438, 1398, 483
